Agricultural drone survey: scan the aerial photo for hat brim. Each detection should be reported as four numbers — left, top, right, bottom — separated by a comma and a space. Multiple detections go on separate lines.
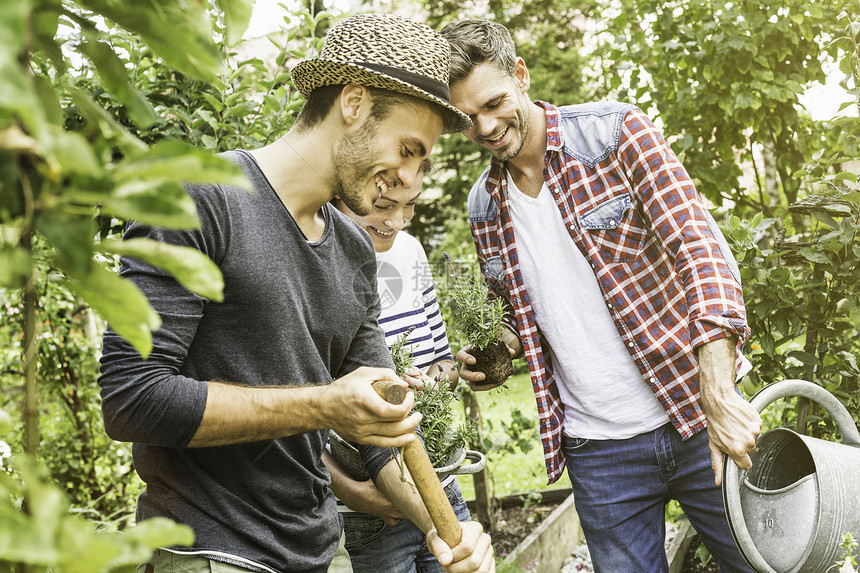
291, 59, 471, 134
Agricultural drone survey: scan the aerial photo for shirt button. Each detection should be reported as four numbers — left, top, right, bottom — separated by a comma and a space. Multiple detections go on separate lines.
607, 303, 613, 309
568, 223, 575, 231
609, 219, 616, 226
590, 262, 596, 269
627, 341, 634, 348
649, 377, 657, 384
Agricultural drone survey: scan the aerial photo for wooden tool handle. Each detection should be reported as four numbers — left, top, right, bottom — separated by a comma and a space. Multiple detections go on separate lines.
372, 379, 463, 548
371, 379, 408, 405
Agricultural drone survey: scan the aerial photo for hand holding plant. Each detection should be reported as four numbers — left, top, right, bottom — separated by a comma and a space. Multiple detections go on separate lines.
445, 261, 514, 388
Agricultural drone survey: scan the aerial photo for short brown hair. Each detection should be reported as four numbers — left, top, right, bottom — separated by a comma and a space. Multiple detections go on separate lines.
293, 85, 458, 133
440, 19, 518, 85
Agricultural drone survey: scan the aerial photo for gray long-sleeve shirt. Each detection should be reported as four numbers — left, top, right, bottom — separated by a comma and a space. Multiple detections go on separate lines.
98, 150, 394, 573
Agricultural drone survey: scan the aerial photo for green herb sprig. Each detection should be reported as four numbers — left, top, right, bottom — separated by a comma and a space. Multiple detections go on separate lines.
414, 382, 477, 467
446, 269, 505, 351
390, 326, 417, 377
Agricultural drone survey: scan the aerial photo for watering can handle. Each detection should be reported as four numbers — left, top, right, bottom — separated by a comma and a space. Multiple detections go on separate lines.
746, 379, 860, 445
722, 379, 860, 573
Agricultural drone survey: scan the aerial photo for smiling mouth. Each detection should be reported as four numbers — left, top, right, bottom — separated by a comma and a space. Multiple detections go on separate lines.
375, 175, 392, 199
482, 127, 508, 145
370, 226, 395, 237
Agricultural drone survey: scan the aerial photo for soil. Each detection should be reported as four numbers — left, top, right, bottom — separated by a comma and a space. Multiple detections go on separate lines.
488, 501, 721, 572
488, 500, 562, 558
470, 340, 514, 387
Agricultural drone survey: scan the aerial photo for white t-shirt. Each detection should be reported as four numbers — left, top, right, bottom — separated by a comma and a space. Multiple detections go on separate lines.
506, 174, 669, 439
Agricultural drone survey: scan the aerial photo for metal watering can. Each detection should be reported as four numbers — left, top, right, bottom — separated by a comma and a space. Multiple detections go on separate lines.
722, 379, 860, 573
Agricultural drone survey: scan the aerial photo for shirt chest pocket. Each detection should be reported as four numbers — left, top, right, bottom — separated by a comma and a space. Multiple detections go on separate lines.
484, 255, 506, 290
579, 193, 649, 262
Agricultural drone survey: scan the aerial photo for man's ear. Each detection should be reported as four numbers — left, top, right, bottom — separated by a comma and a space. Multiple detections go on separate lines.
340, 85, 370, 126
513, 58, 530, 94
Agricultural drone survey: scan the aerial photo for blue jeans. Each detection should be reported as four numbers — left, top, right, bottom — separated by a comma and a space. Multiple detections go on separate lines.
343, 479, 471, 573
563, 423, 752, 572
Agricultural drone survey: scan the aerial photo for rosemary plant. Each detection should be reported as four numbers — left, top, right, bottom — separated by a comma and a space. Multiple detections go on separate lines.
414, 383, 477, 468
447, 272, 506, 351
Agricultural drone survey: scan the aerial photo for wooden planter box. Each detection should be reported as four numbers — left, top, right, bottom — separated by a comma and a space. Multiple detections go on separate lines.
468, 488, 695, 572
504, 492, 582, 571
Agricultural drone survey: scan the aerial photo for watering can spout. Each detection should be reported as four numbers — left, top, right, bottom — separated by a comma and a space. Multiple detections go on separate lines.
722, 379, 860, 573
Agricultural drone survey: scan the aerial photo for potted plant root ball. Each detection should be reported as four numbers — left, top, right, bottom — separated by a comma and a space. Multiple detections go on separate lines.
447, 271, 514, 387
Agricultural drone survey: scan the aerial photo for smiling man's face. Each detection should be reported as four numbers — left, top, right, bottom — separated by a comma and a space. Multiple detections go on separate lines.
334, 100, 441, 217
450, 61, 531, 162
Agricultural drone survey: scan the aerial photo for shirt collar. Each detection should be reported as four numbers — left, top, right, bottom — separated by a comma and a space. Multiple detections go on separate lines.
483, 100, 562, 200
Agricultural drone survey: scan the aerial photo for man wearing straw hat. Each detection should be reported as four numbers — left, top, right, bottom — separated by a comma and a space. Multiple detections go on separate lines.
98, 13, 493, 573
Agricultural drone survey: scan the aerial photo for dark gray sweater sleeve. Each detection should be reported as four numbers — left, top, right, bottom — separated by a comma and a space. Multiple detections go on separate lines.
97, 184, 226, 447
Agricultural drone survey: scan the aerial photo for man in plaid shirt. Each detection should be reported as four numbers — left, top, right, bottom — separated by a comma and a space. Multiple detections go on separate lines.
442, 19, 761, 572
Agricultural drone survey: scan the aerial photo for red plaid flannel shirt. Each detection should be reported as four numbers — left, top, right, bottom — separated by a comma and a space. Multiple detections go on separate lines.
467, 101, 749, 483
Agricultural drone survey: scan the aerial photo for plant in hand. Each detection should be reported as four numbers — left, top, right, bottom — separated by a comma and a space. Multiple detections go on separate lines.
414, 382, 477, 468
445, 259, 514, 387
389, 329, 475, 469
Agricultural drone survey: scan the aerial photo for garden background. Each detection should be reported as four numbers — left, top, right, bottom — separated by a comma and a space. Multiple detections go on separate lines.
0, 0, 858, 570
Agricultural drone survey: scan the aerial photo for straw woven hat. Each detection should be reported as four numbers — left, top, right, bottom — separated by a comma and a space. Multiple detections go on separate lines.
290, 13, 471, 133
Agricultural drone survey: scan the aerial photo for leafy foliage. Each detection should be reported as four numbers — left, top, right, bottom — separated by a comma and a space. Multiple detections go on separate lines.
0, 0, 332, 567
414, 383, 477, 468
723, 11, 860, 435
1, 278, 141, 525
0, 449, 192, 573
445, 266, 506, 351
482, 406, 538, 458
603, 0, 853, 212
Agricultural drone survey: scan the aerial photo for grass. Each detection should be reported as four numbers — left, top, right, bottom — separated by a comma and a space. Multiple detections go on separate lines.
451, 371, 572, 500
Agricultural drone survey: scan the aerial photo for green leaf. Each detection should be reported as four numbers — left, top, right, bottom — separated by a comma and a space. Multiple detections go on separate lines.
42, 127, 100, 176
32, 4, 65, 73
0, 245, 31, 288
64, 83, 147, 154
810, 211, 838, 229
104, 518, 194, 569
788, 351, 821, 366
77, 0, 222, 81
102, 181, 200, 230
201, 92, 225, 113
100, 238, 224, 302
0, 0, 34, 102
217, 0, 253, 46
826, 203, 853, 215
760, 332, 775, 357
80, 37, 158, 129
200, 134, 217, 149
64, 264, 161, 358
35, 210, 96, 276
32, 73, 63, 127
799, 248, 830, 264
55, 529, 121, 573
114, 141, 250, 189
